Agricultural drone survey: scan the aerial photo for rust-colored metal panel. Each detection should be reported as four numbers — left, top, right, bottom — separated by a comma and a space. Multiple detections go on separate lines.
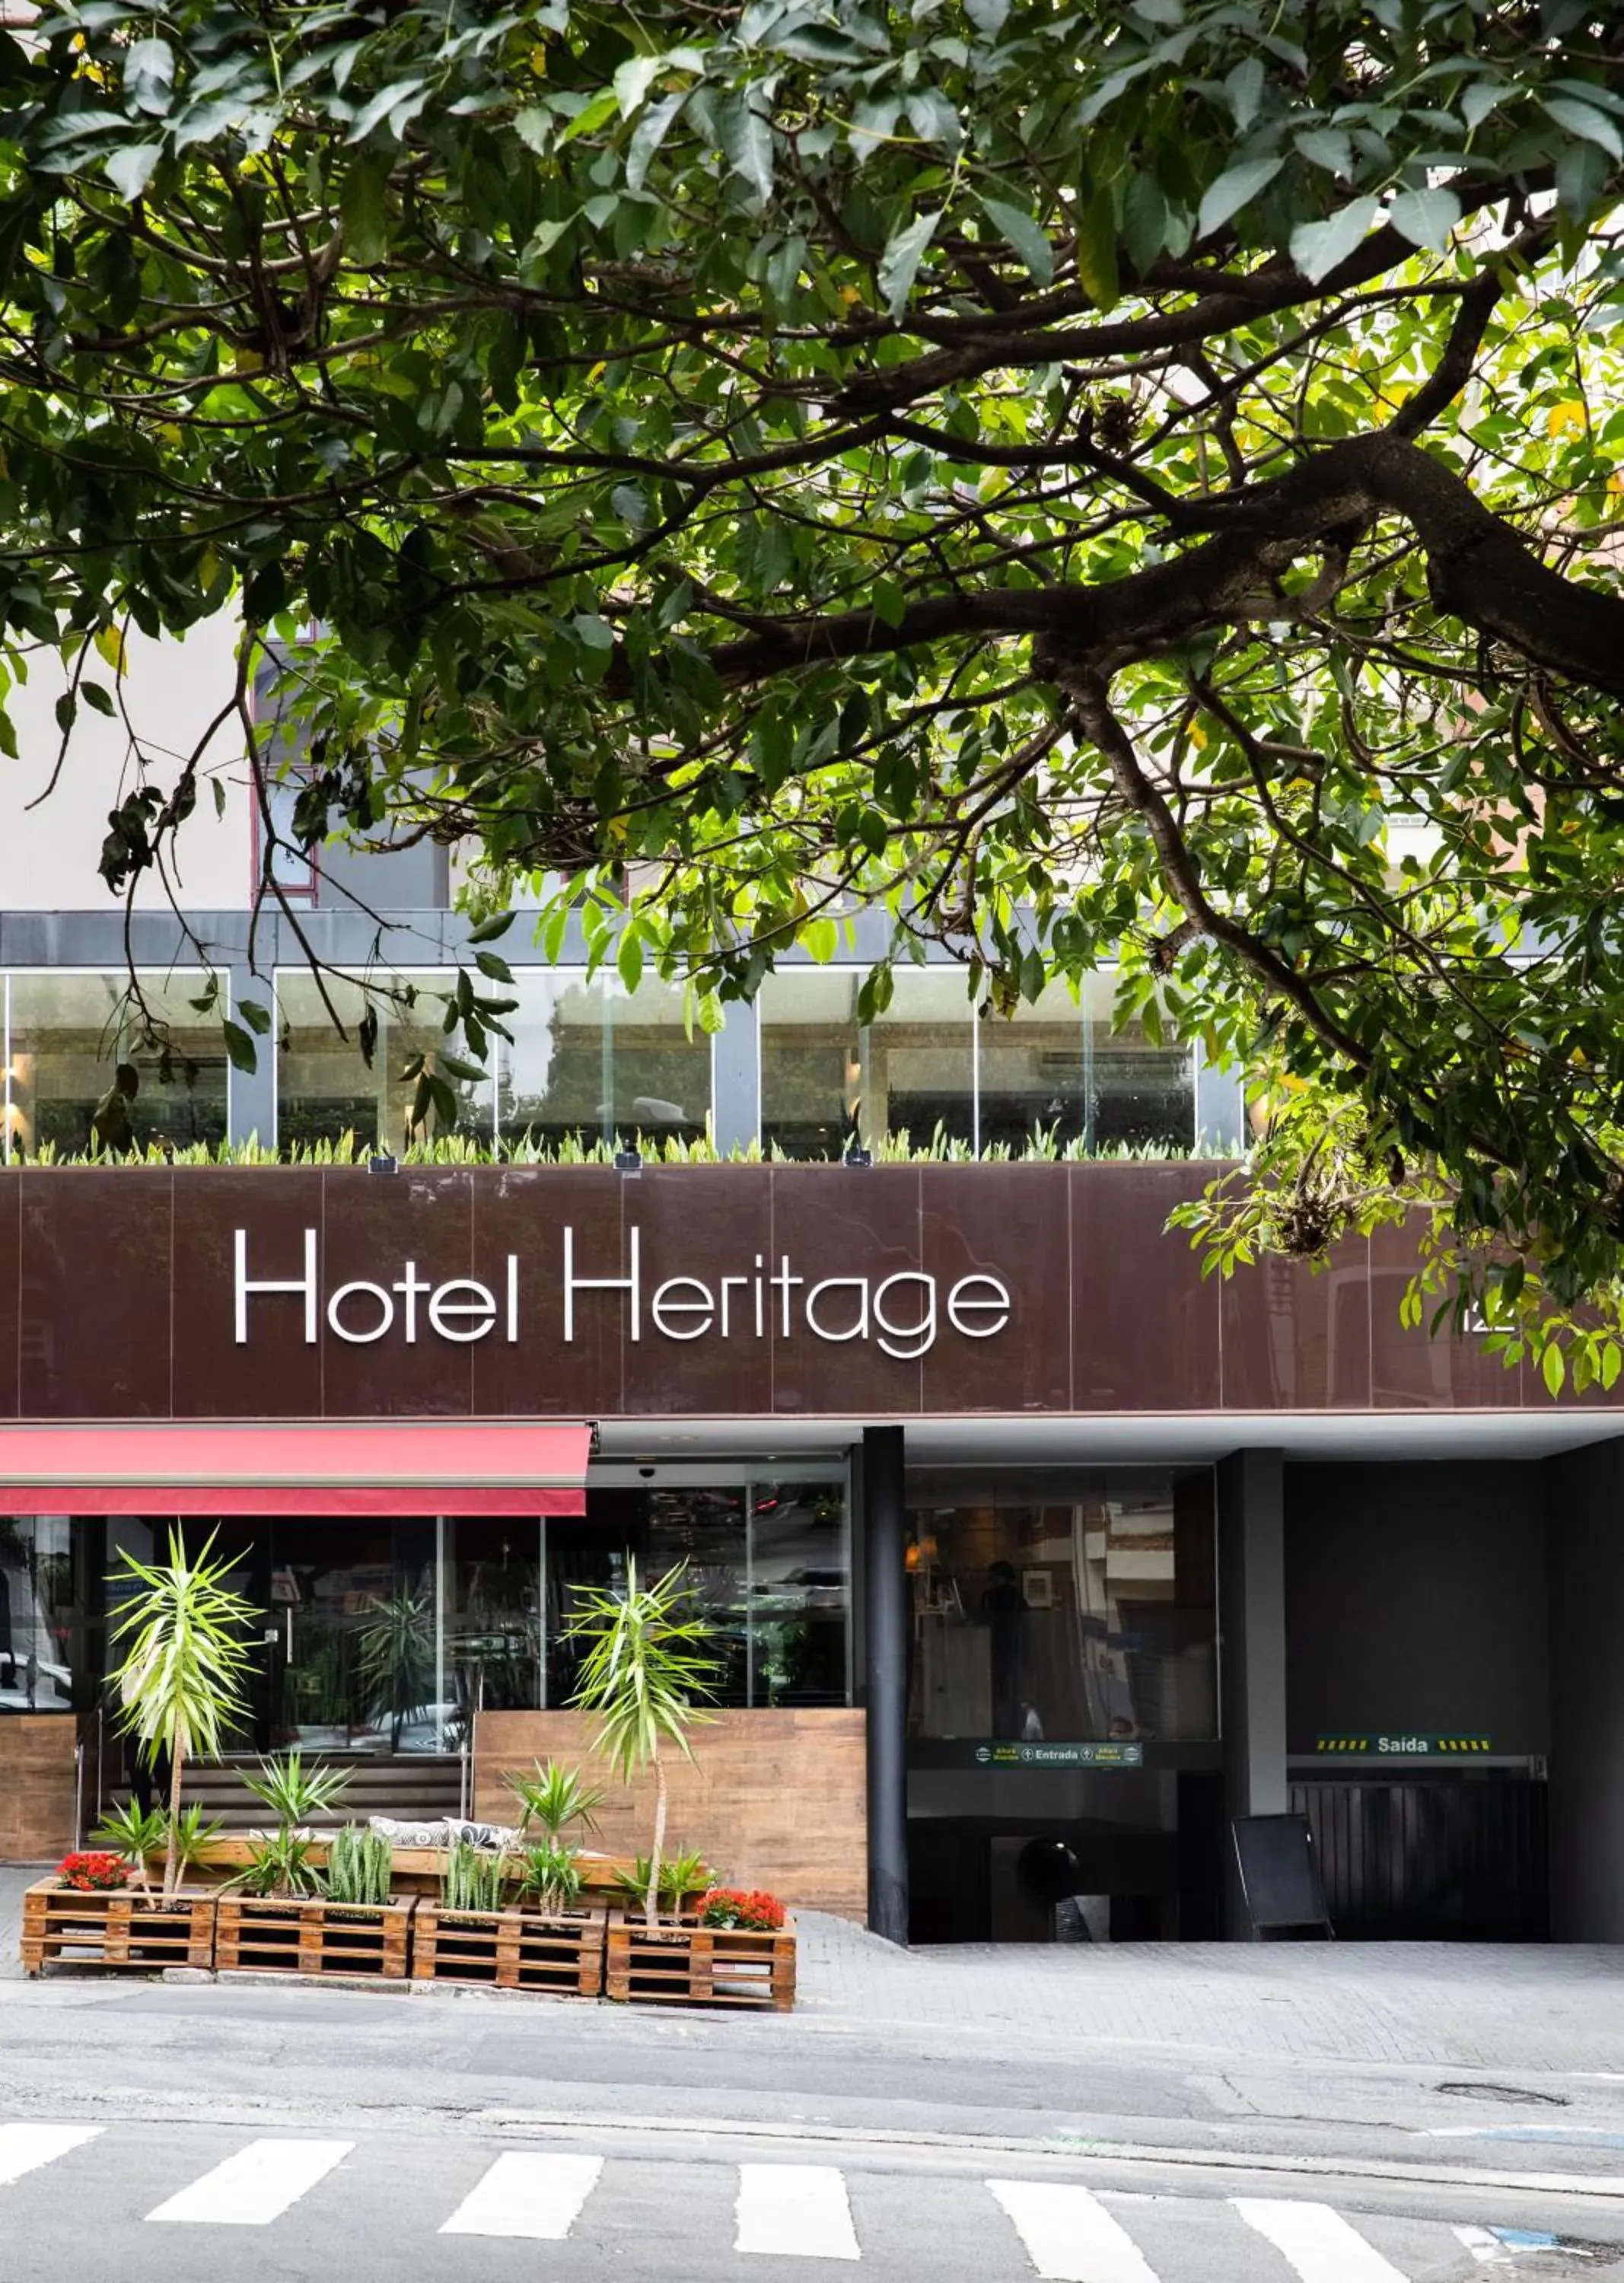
320, 1166, 476, 1416
1221, 1238, 1373, 1410
1069, 1161, 1221, 1410
769, 1164, 925, 1415
471, 1164, 624, 1419
1368, 1219, 1524, 1410
620, 1164, 774, 1415
21, 1169, 173, 1417
921, 1164, 1069, 1414
174, 1167, 326, 1418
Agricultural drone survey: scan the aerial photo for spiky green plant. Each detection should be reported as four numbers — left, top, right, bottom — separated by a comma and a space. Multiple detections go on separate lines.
166, 1804, 226, 1882
566, 1559, 719, 1931
91, 1799, 167, 1901
354, 1590, 435, 1750
236, 1750, 353, 1899
108, 1527, 256, 1899
611, 1849, 714, 1918
439, 1839, 509, 1915
514, 1842, 584, 1918
504, 1760, 604, 1845
323, 1826, 395, 1908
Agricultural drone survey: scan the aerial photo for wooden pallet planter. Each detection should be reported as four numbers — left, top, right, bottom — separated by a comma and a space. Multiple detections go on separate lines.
603, 1909, 795, 2012
412, 1902, 605, 1996
21, 1880, 216, 1976
213, 1894, 414, 1979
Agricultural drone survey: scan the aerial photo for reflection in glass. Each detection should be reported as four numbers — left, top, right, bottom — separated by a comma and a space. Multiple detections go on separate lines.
0, 1517, 78, 1711
750, 1479, 849, 1705
760, 969, 977, 1157
446, 1519, 541, 1735
6, 971, 229, 1159
498, 972, 712, 1149
905, 1469, 1217, 1743
976, 976, 1194, 1154
867, 972, 976, 1152
275, 970, 489, 1152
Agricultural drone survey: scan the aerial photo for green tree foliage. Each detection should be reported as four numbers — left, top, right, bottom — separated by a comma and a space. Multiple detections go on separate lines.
566, 1559, 718, 1928
109, 1527, 255, 1898
6, 2, 1624, 1371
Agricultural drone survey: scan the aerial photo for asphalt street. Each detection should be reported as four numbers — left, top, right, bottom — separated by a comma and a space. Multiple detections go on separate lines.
4, 1967, 1624, 2278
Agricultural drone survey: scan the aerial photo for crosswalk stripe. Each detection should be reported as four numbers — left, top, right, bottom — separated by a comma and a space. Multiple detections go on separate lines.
736, 2164, 860, 2261
440, 2152, 603, 2240
1232, 2198, 1410, 2281
1454, 2225, 1512, 2265
145, 2138, 354, 2226
989, 2179, 1160, 2282
0, 2124, 102, 2186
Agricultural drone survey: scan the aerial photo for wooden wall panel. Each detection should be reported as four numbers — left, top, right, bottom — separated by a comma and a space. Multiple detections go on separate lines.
475, 1707, 866, 1919
0, 1716, 78, 1860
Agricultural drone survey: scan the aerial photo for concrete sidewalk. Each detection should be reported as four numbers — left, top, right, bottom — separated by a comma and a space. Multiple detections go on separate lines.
7, 1863, 1622, 2074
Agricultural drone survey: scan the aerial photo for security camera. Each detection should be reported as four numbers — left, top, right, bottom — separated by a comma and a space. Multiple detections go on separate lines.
638, 1465, 656, 1479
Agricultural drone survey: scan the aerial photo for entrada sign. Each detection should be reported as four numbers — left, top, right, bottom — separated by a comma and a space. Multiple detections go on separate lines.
233, 1227, 1011, 1361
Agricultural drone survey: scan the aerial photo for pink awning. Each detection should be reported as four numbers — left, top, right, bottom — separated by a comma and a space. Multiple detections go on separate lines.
0, 1421, 590, 1517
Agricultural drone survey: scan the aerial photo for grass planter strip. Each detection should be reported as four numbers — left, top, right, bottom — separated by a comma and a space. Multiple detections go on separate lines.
412, 1902, 605, 1996
603, 1909, 795, 2012
213, 1895, 414, 1978
21, 1881, 217, 1976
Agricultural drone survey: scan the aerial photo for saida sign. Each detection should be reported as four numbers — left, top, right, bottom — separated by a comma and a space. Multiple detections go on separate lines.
1314, 1734, 1493, 1756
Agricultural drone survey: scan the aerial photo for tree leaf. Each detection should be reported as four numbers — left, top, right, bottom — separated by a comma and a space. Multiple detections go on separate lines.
1389, 185, 1461, 254
1543, 95, 1624, 162
467, 909, 514, 943
1121, 174, 1167, 275
877, 207, 941, 317
1290, 196, 1378, 283
221, 1020, 258, 1075
721, 93, 775, 208
1074, 192, 1119, 311
104, 144, 162, 202
237, 997, 272, 1036
626, 90, 686, 193
977, 195, 1053, 287
559, 88, 619, 145
616, 929, 644, 992
1294, 127, 1354, 180
1196, 156, 1285, 241
340, 155, 390, 265
963, 0, 1010, 32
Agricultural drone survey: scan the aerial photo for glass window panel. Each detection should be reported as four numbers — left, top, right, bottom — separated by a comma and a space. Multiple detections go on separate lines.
904, 1467, 1217, 1743
867, 970, 975, 1152
759, 970, 860, 1160
275, 971, 489, 1154
498, 973, 711, 1150
0, 1517, 77, 1711
749, 1479, 849, 1707
7, 971, 229, 1158
445, 1518, 542, 1729
544, 1485, 749, 1708
1081, 975, 1196, 1152
975, 979, 1084, 1154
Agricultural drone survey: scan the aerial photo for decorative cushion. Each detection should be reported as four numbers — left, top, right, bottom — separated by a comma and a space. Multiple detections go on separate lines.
367, 1816, 449, 1847
444, 1817, 519, 1851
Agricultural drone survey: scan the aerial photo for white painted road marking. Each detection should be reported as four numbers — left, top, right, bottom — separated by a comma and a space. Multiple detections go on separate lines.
736, 2163, 861, 2260
989, 2178, 1161, 2281
1233, 2197, 1410, 2280
0, 2123, 102, 2186
1454, 2225, 1514, 2265
440, 2151, 603, 2240
145, 2138, 353, 2225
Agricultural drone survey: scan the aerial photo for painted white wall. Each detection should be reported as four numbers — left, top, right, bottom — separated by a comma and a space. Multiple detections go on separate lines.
0, 614, 253, 912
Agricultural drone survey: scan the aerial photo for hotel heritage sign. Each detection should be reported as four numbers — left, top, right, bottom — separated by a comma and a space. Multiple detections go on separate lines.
233, 1226, 1014, 1361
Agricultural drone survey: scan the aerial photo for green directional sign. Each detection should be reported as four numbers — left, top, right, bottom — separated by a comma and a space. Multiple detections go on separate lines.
1313, 1734, 1492, 1756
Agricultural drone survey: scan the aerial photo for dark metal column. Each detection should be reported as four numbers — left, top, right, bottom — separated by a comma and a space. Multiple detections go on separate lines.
863, 1423, 909, 1944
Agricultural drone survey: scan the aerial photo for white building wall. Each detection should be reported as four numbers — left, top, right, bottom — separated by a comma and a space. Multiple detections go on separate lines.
0, 614, 252, 912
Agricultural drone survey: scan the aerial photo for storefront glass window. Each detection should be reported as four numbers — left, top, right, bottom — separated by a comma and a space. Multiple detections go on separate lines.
497, 972, 712, 1150
867, 971, 976, 1153
0, 1517, 80, 1711
976, 976, 1194, 1154
5, 972, 230, 1159
275, 971, 492, 1153
904, 1468, 1218, 1743
544, 1476, 848, 1709
445, 1518, 542, 1724
761, 969, 976, 1157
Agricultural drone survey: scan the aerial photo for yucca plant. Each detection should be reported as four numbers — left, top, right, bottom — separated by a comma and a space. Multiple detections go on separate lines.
108, 1527, 256, 1899
504, 1760, 604, 1845
439, 1839, 510, 1915
237, 1750, 352, 1899
514, 1842, 584, 1918
91, 1799, 167, 1902
611, 1849, 714, 1918
566, 1559, 719, 1931
166, 1804, 226, 1883
323, 1826, 394, 1908
355, 1590, 435, 1751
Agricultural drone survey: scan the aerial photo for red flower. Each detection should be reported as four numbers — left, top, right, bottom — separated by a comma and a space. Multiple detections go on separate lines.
699, 1886, 785, 1931
57, 1850, 128, 1893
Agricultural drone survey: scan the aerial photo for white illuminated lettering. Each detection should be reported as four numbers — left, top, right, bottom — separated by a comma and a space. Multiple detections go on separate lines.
506, 1253, 519, 1341
327, 1280, 395, 1345
804, 1276, 871, 1343
719, 1274, 748, 1336
872, 1271, 938, 1360
428, 1279, 497, 1342
563, 1223, 642, 1342
770, 1255, 804, 1336
947, 1272, 1011, 1338
234, 1226, 318, 1345
391, 1259, 431, 1342
651, 1276, 715, 1340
